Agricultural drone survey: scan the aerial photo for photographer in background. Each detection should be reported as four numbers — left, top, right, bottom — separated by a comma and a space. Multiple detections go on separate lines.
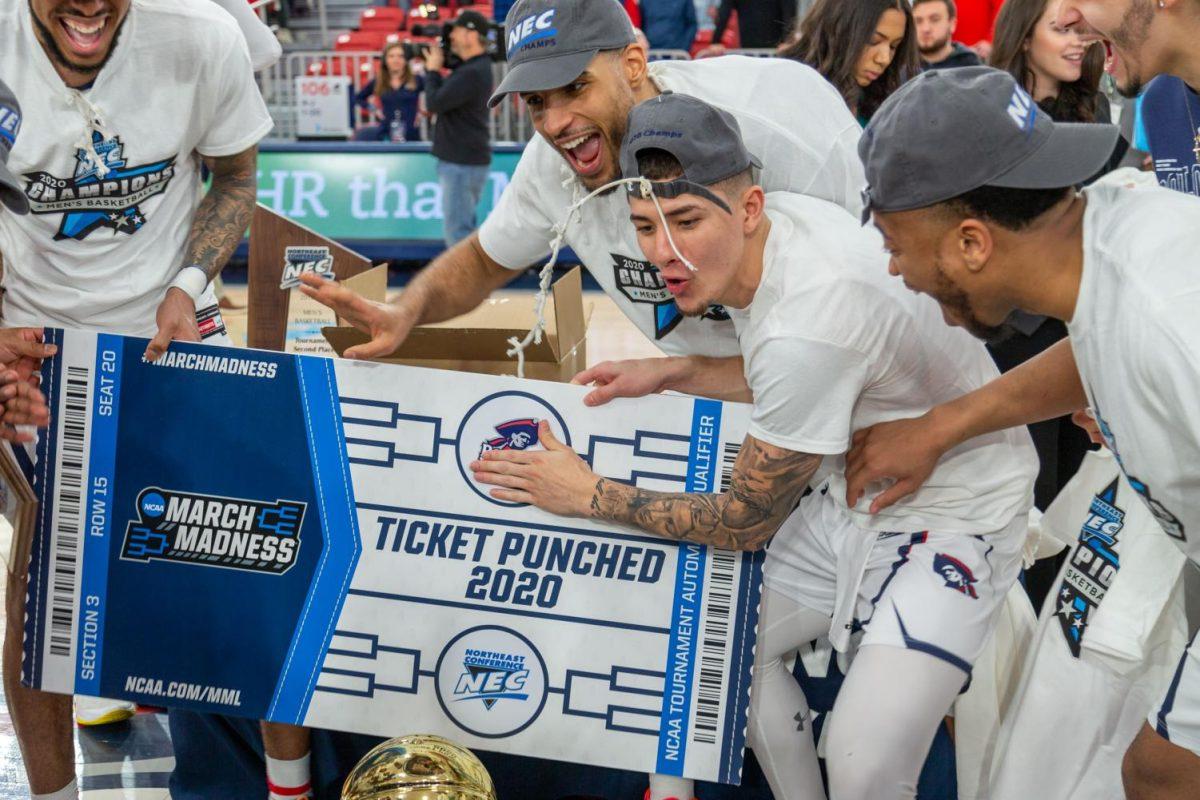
424, 9, 494, 247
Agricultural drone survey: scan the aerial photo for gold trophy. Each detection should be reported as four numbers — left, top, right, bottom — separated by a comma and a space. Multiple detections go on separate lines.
341, 734, 497, 800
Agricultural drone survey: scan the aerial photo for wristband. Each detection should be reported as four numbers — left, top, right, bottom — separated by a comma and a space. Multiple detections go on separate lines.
170, 265, 208, 303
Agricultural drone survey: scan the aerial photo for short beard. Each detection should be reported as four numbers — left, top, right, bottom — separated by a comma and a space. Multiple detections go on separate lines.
1110, 0, 1155, 98
919, 34, 951, 57
29, 0, 127, 78
933, 257, 1009, 344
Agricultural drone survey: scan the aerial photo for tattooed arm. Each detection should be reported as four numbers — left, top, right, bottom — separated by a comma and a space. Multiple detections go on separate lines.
472, 420, 821, 551
144, 146, 258, 361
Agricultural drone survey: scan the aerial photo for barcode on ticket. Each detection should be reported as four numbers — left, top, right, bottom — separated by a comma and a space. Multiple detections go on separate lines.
692, 548, 736, 745
48, 365, 90, 661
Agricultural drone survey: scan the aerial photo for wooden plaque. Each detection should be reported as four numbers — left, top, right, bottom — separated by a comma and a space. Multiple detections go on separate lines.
247, 204, 374, 352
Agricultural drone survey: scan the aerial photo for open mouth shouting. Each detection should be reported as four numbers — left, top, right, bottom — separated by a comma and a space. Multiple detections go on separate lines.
556, 130, 605, 178
58, 12, 111, 58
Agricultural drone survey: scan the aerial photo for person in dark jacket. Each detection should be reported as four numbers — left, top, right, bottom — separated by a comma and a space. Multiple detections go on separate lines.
424, 10, 494, 246
354, 42, 425, 141
913, 0, 983, 69
640, 0, 698, 53
713, 0, 797, 49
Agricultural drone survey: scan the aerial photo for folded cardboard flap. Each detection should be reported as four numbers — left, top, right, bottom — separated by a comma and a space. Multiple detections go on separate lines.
323, 266, 589, 381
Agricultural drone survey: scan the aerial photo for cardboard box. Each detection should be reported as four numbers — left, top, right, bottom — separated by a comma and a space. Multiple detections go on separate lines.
324, 266, 589, 382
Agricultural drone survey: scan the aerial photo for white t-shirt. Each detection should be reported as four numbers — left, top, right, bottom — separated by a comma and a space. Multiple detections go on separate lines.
989, 451, 1188, 800
0, 0, 273, 336
728, 192, 1037, 534
1068, 182, 1200, 564
478, 56, 864, 357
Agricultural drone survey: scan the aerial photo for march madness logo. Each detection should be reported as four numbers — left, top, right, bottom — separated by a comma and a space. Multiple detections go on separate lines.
22, 132, 175, 241
280, 246, 335, 290
454, 649, 530, 709
933, 553, 978, 599
479, 418, 539, 457
121, 487, 305, 574
611, 253, 731, 340
1057, 477, 1124, 657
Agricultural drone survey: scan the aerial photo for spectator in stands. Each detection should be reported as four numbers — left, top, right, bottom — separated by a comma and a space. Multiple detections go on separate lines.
913, 0, 983, 69
424, 9, 494, 246
781, 0, 918, 124
641, 0, 698, 54
354, 43, 425, 142
991, 0, 1107, 125
713, 0, 797, 49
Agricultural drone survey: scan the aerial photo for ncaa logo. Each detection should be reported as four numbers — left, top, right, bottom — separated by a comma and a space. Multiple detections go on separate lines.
455, 391, 571, 507
435, 626, 548, 738
933, 553, 979, 599
140, 491, 166, 518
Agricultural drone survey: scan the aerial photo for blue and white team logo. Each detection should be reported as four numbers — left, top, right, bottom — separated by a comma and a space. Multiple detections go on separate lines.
1091, 403, 1185, 542
1058, 477, 1124, 657
456, 392, 571, 507
933, 553, 978, 599
506, 8, 556, 57
611, 253, 730, 340
121, 487, 305, 574
22, 133, 175, 240
435, 626, 548, 738
479, 418, 540, 456
280, 246, 335, 290
0, 103, 20, 146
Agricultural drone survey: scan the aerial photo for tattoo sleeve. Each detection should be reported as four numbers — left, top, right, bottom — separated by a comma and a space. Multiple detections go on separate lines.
587, 435, 822, 551
182, 147, 258, 283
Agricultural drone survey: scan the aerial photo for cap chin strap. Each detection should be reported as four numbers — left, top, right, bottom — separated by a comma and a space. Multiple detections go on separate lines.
506, 175, 699, 377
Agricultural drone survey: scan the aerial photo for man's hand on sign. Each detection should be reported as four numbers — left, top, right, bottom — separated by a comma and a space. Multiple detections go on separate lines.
571, 359, 670, 407
145, 288, 202, 362
472, 421, 597, 516
298, 273, 417, 360
0, 371, 50, 442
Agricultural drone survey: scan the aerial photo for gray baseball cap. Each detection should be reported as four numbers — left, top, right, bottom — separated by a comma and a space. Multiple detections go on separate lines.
619, 92, 762, 213
859, 67, 1119, 223
0, 80, 29, 215
489, 0, 635, 108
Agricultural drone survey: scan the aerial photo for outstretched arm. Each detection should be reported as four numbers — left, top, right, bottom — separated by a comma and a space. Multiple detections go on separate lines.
473, 421, 820, 551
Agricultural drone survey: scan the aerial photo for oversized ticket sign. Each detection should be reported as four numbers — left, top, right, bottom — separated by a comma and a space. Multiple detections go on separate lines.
23, 329, 761, 785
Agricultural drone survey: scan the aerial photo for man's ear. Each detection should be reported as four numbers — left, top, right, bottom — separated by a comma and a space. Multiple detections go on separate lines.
957, 218, 994, 274
621, 43, 649, 91
741, 185, 766, 235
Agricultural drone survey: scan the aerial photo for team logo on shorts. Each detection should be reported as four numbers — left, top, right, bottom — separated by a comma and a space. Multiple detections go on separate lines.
436, 626, 548, 738
933, 553, 978, 599
120, 487, 305, 574
611, 253, 729, 340
1057, 477, 1124, 657
280, 246, 335, 290
22, 133, 176, 241
479, 418, 540, 456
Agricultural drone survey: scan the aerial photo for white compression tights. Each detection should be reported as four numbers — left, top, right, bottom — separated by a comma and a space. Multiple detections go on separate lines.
649, 587, 966, 800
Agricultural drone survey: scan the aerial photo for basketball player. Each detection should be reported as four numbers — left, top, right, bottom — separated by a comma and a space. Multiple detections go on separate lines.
299, 0, 864, 375
845, 66, 1200, 800
0, 0, 272, 796
473, 92, 1038, 800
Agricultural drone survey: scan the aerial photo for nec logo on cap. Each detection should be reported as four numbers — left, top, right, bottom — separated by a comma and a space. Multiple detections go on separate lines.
0, 105, 20, 147
507, 9, 557, 56
1006, 85, 1036, 135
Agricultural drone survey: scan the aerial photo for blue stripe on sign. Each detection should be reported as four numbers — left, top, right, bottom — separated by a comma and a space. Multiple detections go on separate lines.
75, 335, 122, 696
656, 542, 706, 774
719, 549, 763, 783
685, 399, 722, 493
268, 357, 362, 724
26, 328, 65, 688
